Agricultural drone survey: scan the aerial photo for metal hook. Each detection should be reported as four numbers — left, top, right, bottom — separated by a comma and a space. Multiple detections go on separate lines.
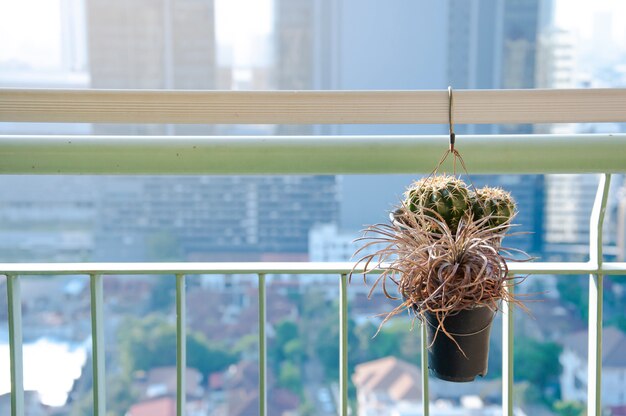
448, 86, 455, 152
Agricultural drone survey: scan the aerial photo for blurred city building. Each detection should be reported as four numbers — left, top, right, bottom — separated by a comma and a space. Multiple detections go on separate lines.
561, 327, 626, 407
86, 0, 216, 135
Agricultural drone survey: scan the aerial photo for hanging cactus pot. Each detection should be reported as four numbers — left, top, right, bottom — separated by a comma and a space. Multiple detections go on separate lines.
424, 307, 495, 382
351, 86, 530, 384
355, 174, 525, 383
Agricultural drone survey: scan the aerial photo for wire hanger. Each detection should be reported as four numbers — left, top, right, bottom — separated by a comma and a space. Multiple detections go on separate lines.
430, 86, 470, 178
449, 86, 455, 153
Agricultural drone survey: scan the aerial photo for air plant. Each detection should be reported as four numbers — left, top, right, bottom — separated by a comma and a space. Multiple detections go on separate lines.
352, 174, 528, 351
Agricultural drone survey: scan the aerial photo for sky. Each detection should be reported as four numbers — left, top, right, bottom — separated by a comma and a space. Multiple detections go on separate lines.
215, 0, 272, 66
0, 0, 625, 71
0, 0, 272, 70
554, 0, 626, 41
0, 0, 63, 69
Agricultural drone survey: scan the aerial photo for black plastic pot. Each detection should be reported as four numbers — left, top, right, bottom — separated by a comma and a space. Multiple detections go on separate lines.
424, 307, 495, 382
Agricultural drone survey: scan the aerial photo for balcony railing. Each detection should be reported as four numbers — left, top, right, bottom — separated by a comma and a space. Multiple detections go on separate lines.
1, 88, 626, 416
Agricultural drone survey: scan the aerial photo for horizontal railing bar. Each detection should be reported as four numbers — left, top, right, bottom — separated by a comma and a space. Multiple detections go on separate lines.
0, 261, 623, 275
0, 134, 625, 174
599, 263, 626, 274
2, 88, 626, 124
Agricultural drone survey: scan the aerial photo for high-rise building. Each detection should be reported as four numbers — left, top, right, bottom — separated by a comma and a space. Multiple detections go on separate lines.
0, 44, 96, 262
60, 0, 88, 72
274, 0, 449, 135
274, 0, 450, 232
447, 0, 547, 255
544, 174, 599, 260
274, 0, 315, 91
0, 176, 97, 262
86, 0, 216, 135
87, 0, 215, 91
274, 0, 547, 255
84, 0, 340, 260
472, 175, 545, 256
448, 0, 546, 135
273, 0, 318, 135
545, 174, 624, 261
536, 28, 576, 90
95, 176, 339, 261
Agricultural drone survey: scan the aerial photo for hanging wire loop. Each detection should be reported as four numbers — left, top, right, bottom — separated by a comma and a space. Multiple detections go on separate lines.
431, 85, 468, 177
448, 86, 455, 153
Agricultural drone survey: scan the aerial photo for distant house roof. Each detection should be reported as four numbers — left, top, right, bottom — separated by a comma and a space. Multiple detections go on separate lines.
353, 356, 502, 403
563, 327, 626, 367
609, 405, 626, 416
220, 361, 298, 415
224, 361, 262, 391
0, 391, 45, 416
226, 388, 299, 416
228, 391, 258, 416
525, 298, 586, 338
127, 396, 176, 416
209, 372, 224, 390
353, 356, 422, 402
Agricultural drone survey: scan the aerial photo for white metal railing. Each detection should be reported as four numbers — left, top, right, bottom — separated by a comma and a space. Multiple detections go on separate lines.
1, 88, 626, 416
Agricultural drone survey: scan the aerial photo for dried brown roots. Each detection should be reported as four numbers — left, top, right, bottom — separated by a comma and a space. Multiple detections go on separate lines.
351, 205, 530, 352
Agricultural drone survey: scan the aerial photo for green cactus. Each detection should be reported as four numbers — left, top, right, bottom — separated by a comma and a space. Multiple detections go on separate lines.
404, 175, 472, 234
472, 187, 516, 229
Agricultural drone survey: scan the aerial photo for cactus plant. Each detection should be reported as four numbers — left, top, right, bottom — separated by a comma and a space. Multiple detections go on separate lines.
353, 173, 529, 382
472, 186, 516, 230
404, 175, 472, 234
404, 176, 517, 234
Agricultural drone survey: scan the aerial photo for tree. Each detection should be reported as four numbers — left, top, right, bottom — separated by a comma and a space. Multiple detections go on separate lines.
234, 333, 258, 358
267, 319, 306, 396
118, 315, 236, 380
354, 320, 422, 364
514, 338, 562, 403
278, 361, 302, 393
149, 275, 176, 311
144, 233, 184, 311
557, 276, 588, 321
269, 319, 303, 368
145, 231, 182, 261
314, 314, 359, 382
553, 400, 585, 416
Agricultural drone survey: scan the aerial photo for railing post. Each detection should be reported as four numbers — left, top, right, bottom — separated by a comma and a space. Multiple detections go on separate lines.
258, 273, 267, 416
588, 174, 611, 416
90, 274, 106, 416
339, 274, 349, 416
421, 322, 429, 416
502, 283, 514, 416
6, 275, 24, 416
176, 274, 186, 416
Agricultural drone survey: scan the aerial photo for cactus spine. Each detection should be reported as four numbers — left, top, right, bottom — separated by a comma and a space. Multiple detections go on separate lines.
404, 175, 472, 234
403, 176, 516, 234
472, 187, 516, 229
